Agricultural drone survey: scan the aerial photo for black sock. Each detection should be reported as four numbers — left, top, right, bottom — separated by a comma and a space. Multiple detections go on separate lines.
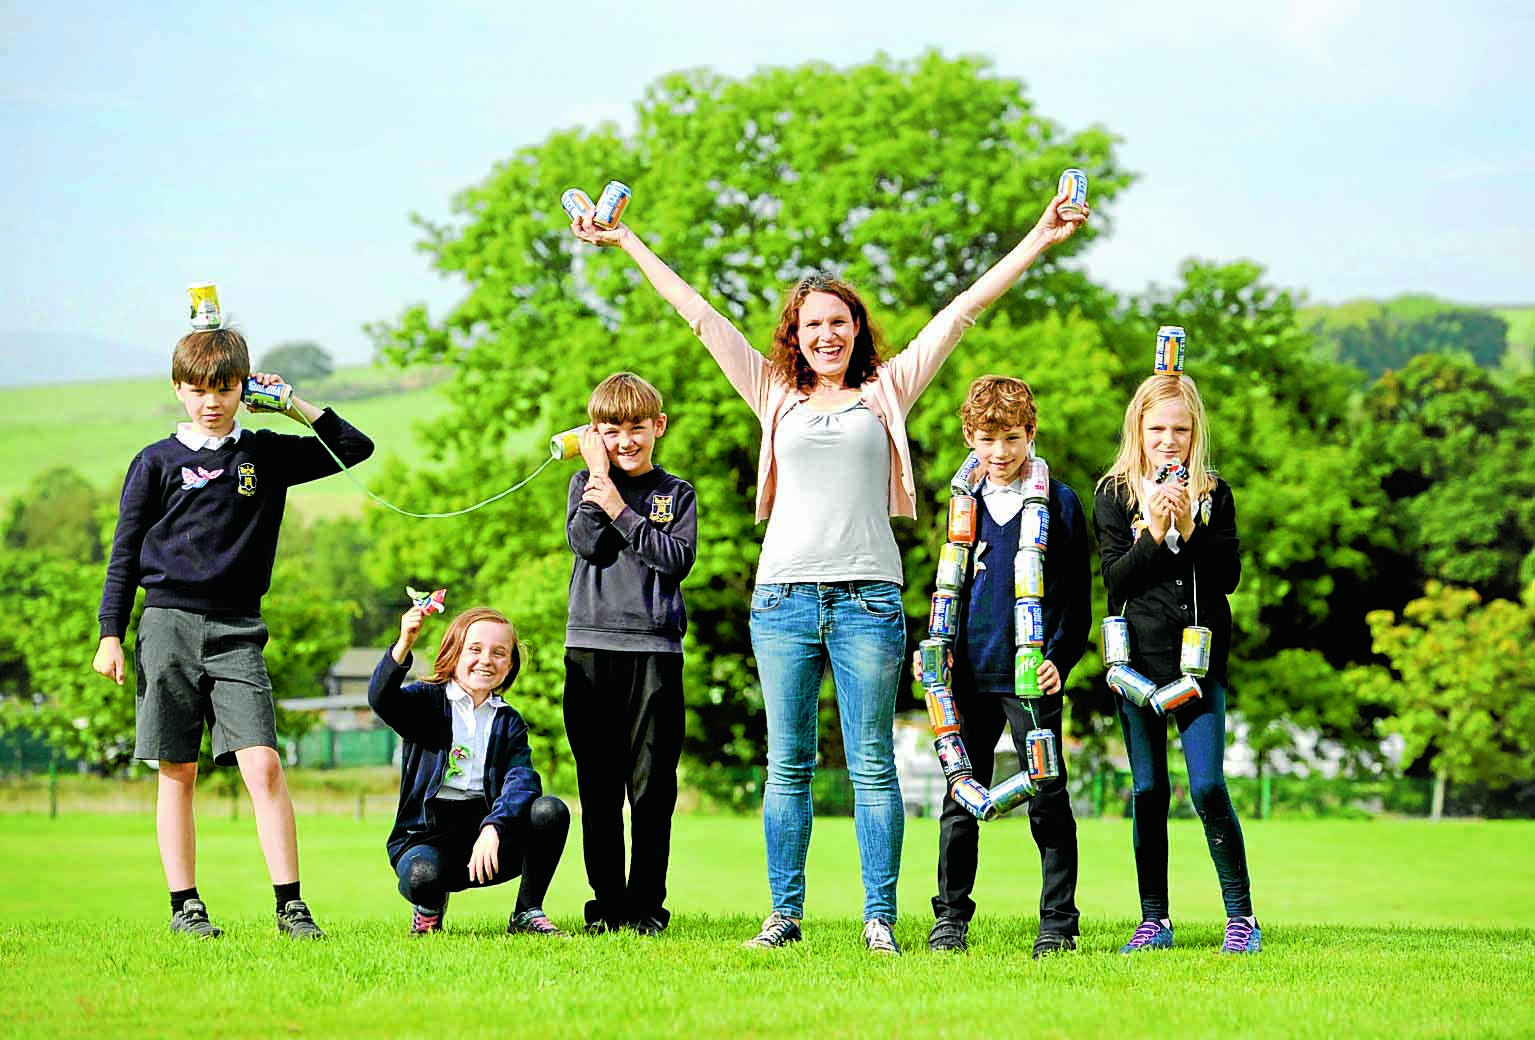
171, 887, 200, 914
274, 881, 301, 911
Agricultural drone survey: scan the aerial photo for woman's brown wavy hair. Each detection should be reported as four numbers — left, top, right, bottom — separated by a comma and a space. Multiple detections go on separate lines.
768, 273, 886, 393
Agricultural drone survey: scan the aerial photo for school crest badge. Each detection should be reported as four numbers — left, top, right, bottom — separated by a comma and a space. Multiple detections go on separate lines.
237, 462, 257, 497
649, 495, 674, 523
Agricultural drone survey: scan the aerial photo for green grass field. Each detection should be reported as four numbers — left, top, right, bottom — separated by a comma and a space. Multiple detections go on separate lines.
2, 813, 1531, 1038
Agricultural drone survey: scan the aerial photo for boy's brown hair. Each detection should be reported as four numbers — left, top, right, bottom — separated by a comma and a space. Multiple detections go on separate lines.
427, 607, 521, 693
588, 372, 664, 425
960, 375, 1038, 435
172, 328, 251, 388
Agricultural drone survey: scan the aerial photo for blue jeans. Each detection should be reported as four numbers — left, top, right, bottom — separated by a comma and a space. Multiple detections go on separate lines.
1117, 678, 1253, 919
749, 581, 906, 922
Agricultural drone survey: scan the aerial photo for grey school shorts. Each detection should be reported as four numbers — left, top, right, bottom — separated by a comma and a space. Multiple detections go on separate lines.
134, 607, 277, 766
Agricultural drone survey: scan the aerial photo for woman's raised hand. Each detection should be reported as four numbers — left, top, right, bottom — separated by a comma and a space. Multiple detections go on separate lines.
571, 210, 629, 248
1031, 189, 1091, 249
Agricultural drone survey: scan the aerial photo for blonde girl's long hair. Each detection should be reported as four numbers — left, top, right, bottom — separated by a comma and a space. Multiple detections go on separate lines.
1096, 374, 1216, 513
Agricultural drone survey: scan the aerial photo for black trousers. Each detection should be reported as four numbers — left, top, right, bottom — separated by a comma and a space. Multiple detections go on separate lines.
395, 795, 570, 914
562, 648, 684, 927
933, 688, 1080, 935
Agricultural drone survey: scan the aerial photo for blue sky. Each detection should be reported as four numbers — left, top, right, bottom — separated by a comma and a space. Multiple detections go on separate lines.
2, 1, 1531, 383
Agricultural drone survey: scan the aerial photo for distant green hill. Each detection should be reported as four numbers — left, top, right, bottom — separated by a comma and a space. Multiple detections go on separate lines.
1300, 296, 1532, 377
1495, 306, 1535, 371
1, 366, 456, 517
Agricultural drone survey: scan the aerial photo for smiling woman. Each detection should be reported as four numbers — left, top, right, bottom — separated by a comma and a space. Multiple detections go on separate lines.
569, 181, 1086, 955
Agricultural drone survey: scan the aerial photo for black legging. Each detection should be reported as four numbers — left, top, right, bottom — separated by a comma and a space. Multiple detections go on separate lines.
395, 794, 569, 913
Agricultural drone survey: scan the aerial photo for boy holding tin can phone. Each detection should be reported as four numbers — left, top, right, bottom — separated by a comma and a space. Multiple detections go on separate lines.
92, 292, 375, 940
1093, 349, 1261, 955
920, 376, 1091, 957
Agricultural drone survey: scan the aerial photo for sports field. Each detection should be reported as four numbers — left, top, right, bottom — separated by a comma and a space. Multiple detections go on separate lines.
2, 813, 1531, 1038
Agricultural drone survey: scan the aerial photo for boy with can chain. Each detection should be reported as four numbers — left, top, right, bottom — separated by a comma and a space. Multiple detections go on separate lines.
1092, 331, 1261, 955
920, 376, 1091, 957
563, 372, 697, 935
92, 299, 375, 939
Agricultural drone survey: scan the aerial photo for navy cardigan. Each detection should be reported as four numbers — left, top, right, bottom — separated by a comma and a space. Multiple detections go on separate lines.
367, 650, 543, 866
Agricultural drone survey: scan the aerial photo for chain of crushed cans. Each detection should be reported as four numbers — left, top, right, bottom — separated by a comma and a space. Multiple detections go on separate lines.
919, 452, 1063, 823
1103, 325, 1213, 714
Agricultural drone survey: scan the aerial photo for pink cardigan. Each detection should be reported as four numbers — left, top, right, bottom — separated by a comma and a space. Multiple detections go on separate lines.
680, 290, 987, 523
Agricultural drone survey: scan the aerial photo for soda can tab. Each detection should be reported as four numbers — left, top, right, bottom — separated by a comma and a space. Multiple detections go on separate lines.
925, 687, 961, 736
1025, 728, 1061, 782
1180, 626, 1213, 678
592, 180, 632, 230
242, 377, 292, 413
1154, 460, 1189, 486
1101, 616, 1131, 666
932, 733, 973, 784
988, 771, 1038, 816
1057, 168, 1089, 215
1151, 675, 1203, 715
1022, 456, 1050, 504
1020, 503, 1050, 552
560, 188, 595, 221
951, 777, 997, 822
948, 495, 978, 545
1015, 600, 1045, 647
549, 425, 587, 460
187, 283, 222, 330
950, 452, 982, 495
918, 638, 949, 688
936, 542, 970, 592
1014, 548, 1045, 600
1014, 646, 1045, 699
1106, 663, 1157, 708
1155, 326, 1187, 375
929, 590, 960, 641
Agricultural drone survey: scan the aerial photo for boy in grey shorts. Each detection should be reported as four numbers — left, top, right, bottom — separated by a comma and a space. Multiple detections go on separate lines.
92, 326, 374, 938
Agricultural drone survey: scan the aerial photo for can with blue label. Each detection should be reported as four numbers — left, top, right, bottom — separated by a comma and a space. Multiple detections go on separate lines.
989, 771, 1038, 815
593, 180, 632, 230
560, 188, 594, 221
1025, 728, 1061, 781
918, 638, 949, 688
1106, 663, 1157, 708
1057, 168, 1089, 216
1102, 616, 1131, 666
242, 377, 293, 413
1014, 549, 1045, 600
1015, 600, 1045, 647
936, 542, 970, 592
929, 590, 960, 641
951, 777, 997, 821
1151, 675, 1203, 715
950, 452, 981, 495
1021, 503, 1049, 552
1155, 325, 1187, 375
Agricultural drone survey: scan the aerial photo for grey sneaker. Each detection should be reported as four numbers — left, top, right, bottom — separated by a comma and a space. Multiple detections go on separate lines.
928, 916, 968, 952
744, 912, 802, 948
170, 898, 222, 939
863, 918, 901, 955
276, 899, 326, 939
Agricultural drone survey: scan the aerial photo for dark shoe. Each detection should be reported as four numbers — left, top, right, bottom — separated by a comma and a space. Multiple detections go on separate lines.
1119, 919, 1174, 953
629, 915, 667, 936
862, 918, 902, 955
1032, 931, 1077, 959
1221, 917, 1262, 954
508, 907, 571, 938
583, 919, 621, 935
169, 898, 222, 939
276, 899, 326, 939
743, 911, 802, 948
410, 903, 445, 935
927, 916, 969, 952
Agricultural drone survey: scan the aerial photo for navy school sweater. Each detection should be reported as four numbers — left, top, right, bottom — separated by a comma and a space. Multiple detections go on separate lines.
954, 478, 1092, 695
97, 410, 374, 638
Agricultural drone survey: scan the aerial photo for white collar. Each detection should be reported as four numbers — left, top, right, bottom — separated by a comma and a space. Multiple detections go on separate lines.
445, 679, 506, 711
981, 478, 1025, 498
175, 421, 244, 451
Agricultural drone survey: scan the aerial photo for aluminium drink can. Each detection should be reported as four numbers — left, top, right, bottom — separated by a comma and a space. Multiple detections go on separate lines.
1106, 664, 1157, 708
948, 495, 978, 545
1025, 728, 1061, 781
1101, 616, 1131, 666
549, 424, 586, 460
1020, 503, 1049, 552
187, 283, 222, 330
929, 590, 960, 641
918, 638, 949, 689
1014, 548, 1045, 600
936, 542, 971, 592
592, 180, 632, 230
1015, 600, 1045, 647
950, 452, 982, 495
932, 733, 973, 784
1022, 456, 1050, 504
1155, 326, 1187, 375
242, 377, 292, 413
925, 687, 961, 736
1180, 626, 1213, 678
1151, 675, 1203, 715
951, 777, 997, 821
1014, 646, 1045, 699
560, 188, 595, 220
988, 771, 1038, 815
1057, 168, 1089, 216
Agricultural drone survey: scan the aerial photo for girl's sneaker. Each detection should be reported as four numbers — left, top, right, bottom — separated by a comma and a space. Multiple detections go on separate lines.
410, 904, 445, 935
1221, 917, 1262, 954
1119, 919, 1174, 953
508, 907, 570, 938
169, 898, 223, 939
